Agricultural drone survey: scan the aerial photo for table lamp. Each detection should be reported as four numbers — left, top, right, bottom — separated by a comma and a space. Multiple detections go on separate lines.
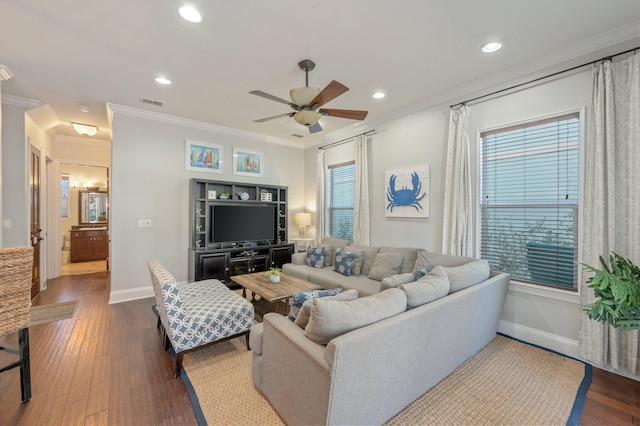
294, 212, 311, 238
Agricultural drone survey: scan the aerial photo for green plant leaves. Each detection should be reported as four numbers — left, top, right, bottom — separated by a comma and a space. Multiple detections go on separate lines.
582, 252, 640, 330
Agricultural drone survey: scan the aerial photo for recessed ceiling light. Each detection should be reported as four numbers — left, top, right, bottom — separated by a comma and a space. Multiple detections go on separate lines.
481, 42, 502, 53
154, 76, 172, 85
79, 105, 91, 113
179, 6, 202, 23
372, 92, 386, 99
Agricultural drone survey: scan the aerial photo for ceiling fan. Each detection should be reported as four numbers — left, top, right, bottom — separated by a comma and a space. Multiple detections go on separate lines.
249, 59, 368, 134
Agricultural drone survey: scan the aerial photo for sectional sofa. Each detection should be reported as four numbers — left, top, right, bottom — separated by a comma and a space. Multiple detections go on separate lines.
251, 239, 511, 425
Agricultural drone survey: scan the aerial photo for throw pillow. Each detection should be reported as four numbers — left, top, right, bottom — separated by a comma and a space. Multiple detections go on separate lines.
444, 259, 490, 293
344, 246, 366, 276
295, 289, 359, 328
287, 288, 342, 322
306, 246, 326, 269
412, 264, 428, 280
400, 265, 450, 309
319, 244, 335, 267
380, 273, 415, 290
305, 288, 407, 345
334, 248, 358, 277
367, 252, 404, 281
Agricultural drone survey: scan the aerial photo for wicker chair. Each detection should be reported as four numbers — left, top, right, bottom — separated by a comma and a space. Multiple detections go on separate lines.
0, 246, 34, 402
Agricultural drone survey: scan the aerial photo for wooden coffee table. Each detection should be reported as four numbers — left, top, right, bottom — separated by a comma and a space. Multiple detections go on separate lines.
230, 272, 322, 315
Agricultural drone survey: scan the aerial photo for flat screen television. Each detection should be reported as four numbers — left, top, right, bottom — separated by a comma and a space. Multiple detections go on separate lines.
211, 203, 277, 244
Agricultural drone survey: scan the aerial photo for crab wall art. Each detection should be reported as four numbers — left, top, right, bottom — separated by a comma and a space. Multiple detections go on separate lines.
384, 166, 430, 218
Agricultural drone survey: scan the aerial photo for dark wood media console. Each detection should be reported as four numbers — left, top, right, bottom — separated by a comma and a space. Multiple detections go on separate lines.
189, 178, 293, 288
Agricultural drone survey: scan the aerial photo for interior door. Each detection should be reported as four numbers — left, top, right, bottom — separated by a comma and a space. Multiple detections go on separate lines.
30, 148, 42, 299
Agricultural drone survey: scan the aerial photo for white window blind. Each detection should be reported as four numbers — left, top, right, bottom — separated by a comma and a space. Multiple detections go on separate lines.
327, 162, 355, 241
480, 112, 579, 290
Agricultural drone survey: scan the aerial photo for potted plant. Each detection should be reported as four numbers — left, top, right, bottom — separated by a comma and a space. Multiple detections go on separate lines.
582, 252, 640, 330
267, 267, 281, 283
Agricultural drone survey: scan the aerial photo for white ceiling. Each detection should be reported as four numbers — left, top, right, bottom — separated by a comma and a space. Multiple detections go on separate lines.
1, 1, 638, 146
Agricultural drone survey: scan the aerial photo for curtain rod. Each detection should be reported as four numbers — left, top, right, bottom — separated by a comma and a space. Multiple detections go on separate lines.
317, 129, 377, 151
450, 46, 639, 109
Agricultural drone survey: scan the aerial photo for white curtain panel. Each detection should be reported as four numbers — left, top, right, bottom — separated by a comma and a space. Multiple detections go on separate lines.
442, 105, 473, 257
315, 149, 326, 244
353, 134, 370, 245
580, 54, 639, 376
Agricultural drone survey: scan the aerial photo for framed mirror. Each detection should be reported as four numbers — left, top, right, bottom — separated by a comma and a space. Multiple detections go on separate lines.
79, 190, 108, 225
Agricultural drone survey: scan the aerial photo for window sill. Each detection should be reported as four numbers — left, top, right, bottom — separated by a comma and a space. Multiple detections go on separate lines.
508, 279, 580, 304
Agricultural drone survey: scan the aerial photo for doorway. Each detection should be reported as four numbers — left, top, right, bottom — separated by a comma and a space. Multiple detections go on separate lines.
60, 164, 109, 276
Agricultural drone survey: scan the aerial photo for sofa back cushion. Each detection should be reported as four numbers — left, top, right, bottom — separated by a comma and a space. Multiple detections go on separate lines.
413, 249, 476, 271
367, 252, 405, 281
379, 246, 419, 274
444, 259, 491, 293
305, 288, 407, 345
347, 244, 380, 275
400, 265, 450, 309
344, 246, 366, 275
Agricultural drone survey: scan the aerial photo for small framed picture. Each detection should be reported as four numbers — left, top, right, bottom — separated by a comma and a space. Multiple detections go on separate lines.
207, 190, 217, 200
186, 139, 223, 174
233, 147, 263, 177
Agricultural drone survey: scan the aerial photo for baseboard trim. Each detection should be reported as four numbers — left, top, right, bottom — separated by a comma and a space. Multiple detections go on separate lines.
498, 320, 580, 359
109, 286, 154, 304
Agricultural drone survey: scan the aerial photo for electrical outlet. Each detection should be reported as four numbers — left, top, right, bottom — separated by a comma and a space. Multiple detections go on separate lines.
2, 219, 11, 229
138, 219, 151, 228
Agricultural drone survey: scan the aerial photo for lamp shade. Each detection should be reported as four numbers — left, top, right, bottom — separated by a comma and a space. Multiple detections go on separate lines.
293, 110, 321, 126
294, 212, 311, 226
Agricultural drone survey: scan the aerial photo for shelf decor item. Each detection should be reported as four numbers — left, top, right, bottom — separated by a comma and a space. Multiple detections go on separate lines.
233, 147, 263, 177
186, 140, 223, 174
260, 189, 272, 202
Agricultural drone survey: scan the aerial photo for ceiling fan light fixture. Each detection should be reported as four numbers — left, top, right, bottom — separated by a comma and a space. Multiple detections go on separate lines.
290, 87, 320, 106
71, 122, 98, 136
293, 110, 321, 126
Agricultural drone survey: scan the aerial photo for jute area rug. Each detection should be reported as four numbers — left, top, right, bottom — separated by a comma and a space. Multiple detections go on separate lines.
30, 300, 78, 326
182, 334, 590, 426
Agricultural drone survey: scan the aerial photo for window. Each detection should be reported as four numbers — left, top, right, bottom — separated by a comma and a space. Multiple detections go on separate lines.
61, 174, 70, 218
479, 112, 580, 291
327, 162, 355, 241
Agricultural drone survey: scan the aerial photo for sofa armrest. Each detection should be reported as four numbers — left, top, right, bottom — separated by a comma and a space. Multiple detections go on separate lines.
291, 252, 307, 265
260, 313, 332, 425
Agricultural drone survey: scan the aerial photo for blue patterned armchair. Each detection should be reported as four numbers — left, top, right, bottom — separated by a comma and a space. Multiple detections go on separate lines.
148, 259, 254, 377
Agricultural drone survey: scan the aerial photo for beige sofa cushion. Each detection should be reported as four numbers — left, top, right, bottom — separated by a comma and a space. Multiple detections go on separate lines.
295, 289, 359, 329
444, 259, 491, 293
380, 272, 415, 290
367, 252, 404, 281
379, 246, 419, 274
305, 288, 407, 344
348, 244, 380, 275
400, 265, 450, 309
413, 249, 476, 271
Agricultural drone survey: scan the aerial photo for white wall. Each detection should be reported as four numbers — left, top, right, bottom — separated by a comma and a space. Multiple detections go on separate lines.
305, 69, 593, 357
109, 109, 305, 303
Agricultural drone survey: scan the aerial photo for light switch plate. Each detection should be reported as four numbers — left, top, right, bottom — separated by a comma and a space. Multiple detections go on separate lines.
138, 219, 151, 228
2, 219, 11, 229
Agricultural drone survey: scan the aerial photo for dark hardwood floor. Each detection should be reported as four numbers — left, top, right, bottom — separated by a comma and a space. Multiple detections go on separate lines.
0, 272, 638, 425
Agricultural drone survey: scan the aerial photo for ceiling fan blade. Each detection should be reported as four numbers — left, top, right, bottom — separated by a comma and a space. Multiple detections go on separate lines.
309, 80, 349, 107
249, 90, 297, 107
253, 112, 293, 123
308, 122, 323, 133
319, 108, 368, 121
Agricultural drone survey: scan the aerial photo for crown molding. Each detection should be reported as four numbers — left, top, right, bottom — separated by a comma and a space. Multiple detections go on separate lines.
107, 103, 303, 149
1, 94, 42, 109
